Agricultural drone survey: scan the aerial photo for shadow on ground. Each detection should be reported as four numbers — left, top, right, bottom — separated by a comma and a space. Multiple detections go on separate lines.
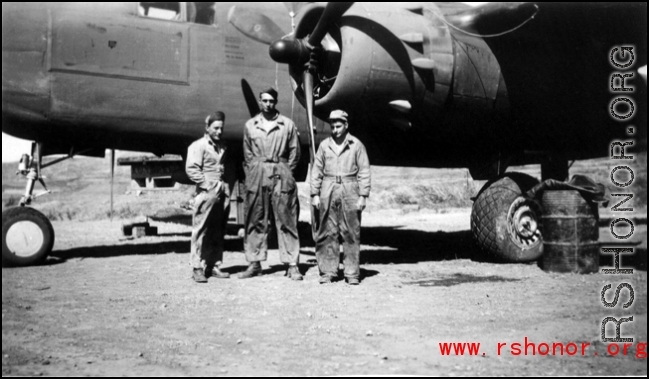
41, 225, 481, 265
218, 264, 378, 281
49, 241, 192, 262
40, 224, 646, 271
47, 239, 239, 263
360, 227, 483, 264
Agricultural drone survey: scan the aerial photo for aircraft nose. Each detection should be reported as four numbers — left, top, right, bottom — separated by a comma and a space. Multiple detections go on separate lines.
2, 4, 51, 136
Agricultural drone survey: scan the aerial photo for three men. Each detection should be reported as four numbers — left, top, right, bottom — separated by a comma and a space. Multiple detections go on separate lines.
186, 111, 233, 283
311, 110, 371, 285
240, 88, 303, 281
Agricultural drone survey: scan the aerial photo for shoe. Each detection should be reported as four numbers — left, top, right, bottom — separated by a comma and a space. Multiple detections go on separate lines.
208, 266, 230, 279
193, 269, 208, 283
286, 265, 303, 281
346, 277, 360, 286
238, 262, 262, 279
319, 275, 335, 284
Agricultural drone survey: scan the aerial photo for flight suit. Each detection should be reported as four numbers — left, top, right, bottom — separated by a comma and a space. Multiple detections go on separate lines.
243, 112, 301, 264
186, 135, 231, 271
311, 134, 371, 280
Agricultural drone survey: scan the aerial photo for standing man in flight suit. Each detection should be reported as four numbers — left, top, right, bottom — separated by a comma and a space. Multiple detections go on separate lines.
240, 88, 303, 281
186, 111, 234, 283
311, 110, 371, 285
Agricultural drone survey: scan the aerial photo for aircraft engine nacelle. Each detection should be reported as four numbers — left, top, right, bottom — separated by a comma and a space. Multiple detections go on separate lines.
289, 4, 447, 116
277, 3, 509, 133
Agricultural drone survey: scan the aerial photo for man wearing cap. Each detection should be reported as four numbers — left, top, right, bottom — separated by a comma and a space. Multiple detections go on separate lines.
240, 88, 303, 280
311, 110, 371, 285
186, 111, 234, 283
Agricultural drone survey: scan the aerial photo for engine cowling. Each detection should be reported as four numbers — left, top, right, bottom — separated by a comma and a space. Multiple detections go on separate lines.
286, 3, 457, 120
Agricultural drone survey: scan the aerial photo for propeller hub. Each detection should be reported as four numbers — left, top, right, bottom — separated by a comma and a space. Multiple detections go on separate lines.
269, 38, 310, 65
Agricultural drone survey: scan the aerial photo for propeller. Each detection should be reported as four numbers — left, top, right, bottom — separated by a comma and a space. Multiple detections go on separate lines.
306, 2, 353, 47
230, 2, 353, 163
444, 2, 539, 37
269, 2, 353, 240
283, 2, 309, 17
303, 70, 316, 163
227, 5, 287, 45
269, 2, 354, 164
241, 79, 261, 118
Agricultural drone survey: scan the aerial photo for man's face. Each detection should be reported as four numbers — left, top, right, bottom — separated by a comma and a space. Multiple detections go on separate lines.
260, 93, 277, 113
329, 119, 348, 139
206, 120, 224, 141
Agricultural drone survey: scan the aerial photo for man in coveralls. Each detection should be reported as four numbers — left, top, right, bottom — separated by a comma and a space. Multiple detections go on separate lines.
311, 110, 371, 285
240, 88, 303, 281
186, 111, 234, 283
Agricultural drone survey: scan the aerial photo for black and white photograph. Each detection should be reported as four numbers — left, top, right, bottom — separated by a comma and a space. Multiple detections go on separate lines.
2, 2, 647, 376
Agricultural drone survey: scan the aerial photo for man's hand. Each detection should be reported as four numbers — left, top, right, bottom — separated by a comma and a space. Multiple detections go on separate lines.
357, 196, 366, 212
214, 181, 223, 197
224, 183, 231, 198
312, 195, 321, 209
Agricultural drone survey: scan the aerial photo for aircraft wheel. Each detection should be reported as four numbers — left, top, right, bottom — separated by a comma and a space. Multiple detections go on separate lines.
2, 207, 54, 267
471, 173, 543, 262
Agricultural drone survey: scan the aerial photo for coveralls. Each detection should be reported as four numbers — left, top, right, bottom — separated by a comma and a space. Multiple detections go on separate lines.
311, 134, 371, 279
186, 135, 231, 271
243, 112, 301, 264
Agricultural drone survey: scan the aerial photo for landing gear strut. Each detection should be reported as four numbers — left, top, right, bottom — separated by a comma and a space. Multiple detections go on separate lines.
2, 142, 84, 266
17, 142, 51, 206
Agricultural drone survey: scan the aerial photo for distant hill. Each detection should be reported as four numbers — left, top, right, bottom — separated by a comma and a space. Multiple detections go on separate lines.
3, 152, 646, 221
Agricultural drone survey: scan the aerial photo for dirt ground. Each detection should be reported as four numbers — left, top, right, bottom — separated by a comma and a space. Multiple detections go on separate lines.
2, 208, 647, 376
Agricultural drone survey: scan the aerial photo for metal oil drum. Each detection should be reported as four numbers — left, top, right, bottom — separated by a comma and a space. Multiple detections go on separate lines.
540, 190, 599, 273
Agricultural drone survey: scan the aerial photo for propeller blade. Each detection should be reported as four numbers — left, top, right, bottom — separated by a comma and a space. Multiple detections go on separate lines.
228, 5, 287, 45
308, 2, 354, 47
303, 68, 319, 241
110, 149, 115, 222
241, 79, 261, 118
283, 2, 310, 16
445, 2, 539, 36
303, 70, 317, 164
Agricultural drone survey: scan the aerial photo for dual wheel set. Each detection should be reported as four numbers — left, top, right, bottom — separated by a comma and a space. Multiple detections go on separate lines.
2, 173, 542, 266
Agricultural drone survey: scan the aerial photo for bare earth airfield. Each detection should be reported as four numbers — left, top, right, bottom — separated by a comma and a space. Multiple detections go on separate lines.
1, 155, 647, 376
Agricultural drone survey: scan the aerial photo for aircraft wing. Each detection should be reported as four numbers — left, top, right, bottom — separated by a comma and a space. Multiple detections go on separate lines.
446, 2, 647, 155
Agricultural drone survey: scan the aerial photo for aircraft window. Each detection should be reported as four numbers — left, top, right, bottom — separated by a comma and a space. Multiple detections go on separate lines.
139, 2, 182, 21
190, 2, 217, 26
138, 2, 217, 26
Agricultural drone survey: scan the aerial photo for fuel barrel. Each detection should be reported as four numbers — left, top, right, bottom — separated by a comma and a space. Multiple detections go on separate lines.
540, 190, 599, 273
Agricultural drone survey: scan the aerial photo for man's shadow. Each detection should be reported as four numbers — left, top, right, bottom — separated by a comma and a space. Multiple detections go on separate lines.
298, 221, 483, 263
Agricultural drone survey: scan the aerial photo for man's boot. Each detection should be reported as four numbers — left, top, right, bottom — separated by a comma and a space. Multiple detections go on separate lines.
319, 275, 335, 284
346, 277, 360, 286
238, 262, 262, 279
286, 265, 303, 281
207, 266, 230, 279
193, 268, 208, 283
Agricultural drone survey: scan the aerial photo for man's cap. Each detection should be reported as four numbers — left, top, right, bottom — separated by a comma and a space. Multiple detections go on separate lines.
205, 111, 225, 125
259, 87, 278, 100
328, 109, 348, 122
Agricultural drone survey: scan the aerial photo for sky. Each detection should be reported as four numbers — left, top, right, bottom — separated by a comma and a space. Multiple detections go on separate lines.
2, 133, 32, 162
1, 2, 487, 163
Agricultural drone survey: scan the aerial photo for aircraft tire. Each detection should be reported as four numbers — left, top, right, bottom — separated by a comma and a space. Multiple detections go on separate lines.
2, 207, 54, 267
471, 173, 543, 262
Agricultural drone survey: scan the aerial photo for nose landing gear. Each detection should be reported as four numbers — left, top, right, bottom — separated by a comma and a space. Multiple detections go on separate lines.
3, 142, 59, 266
